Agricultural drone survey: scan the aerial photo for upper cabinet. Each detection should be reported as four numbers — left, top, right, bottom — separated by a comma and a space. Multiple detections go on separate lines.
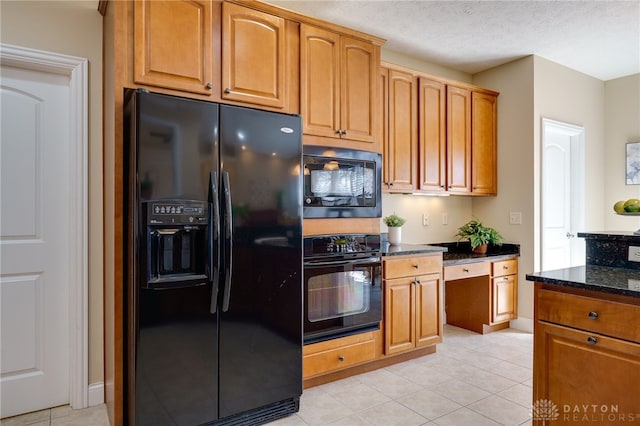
471, 91, 498, 195
381, 62, 498, 196
222, 2, 288, 109
381, 66, 418, 192
134, 0, 214, 95
300, 23, 379, 148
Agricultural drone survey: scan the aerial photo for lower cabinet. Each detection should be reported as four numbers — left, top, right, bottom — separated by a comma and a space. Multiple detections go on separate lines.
444, 258, 518, 334
303, 331, 376, 379
533, 286, 640, 425
383, 254, 443, 355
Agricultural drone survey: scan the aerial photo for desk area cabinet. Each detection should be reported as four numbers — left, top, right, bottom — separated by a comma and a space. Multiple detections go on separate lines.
444, 257, 518, 334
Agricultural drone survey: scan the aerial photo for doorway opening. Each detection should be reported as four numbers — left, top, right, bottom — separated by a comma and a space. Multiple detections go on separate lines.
541, 118, 585, 271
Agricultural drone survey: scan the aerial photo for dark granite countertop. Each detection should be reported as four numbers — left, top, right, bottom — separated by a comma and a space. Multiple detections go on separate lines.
381, 241, 520, 265
526, 266, 640, 298
577, 231, 640, 241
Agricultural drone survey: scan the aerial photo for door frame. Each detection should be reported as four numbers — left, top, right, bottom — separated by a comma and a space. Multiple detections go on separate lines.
540, 117, 585, 271
0, 44, 89, 409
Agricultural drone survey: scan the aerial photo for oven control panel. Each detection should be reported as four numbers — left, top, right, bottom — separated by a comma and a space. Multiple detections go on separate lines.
304, 234, 381, 258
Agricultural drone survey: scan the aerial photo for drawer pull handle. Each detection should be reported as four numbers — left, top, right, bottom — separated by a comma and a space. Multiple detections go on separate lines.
588, 311, 599, 320
338, 355, 345, 362
503, 265, 509, 270
413, 264, 419, 269
463, 268, 469, 272
587, 336, 598, 345
224, 88, 231, 94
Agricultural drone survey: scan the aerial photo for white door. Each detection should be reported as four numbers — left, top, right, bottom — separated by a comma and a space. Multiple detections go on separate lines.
0, 47, 86, 418
541, 118, 585, 271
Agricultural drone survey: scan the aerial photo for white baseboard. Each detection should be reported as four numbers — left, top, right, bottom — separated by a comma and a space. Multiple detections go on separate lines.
88, 382, 104, 406
509, 316, 534, 333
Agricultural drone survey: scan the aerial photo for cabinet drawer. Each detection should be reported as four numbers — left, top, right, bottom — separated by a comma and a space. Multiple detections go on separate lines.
537, 289, 640, 343
492, 259, 517, 277
384, 254, 442, 279
303, 339, 376, 378
443, 261, 490, 281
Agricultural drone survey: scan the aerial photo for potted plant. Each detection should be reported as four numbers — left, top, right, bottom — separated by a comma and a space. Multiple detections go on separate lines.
455, 219, 503, 254
383, 213, 406, 245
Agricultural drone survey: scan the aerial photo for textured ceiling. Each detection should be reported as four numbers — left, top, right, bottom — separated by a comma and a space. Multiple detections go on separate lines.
266, 0, 640, 81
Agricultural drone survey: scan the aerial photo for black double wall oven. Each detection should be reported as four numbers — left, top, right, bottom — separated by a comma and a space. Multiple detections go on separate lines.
303, 234, 382, 344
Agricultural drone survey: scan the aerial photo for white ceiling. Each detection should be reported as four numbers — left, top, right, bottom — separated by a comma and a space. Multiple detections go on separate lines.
267, 0, 640, 81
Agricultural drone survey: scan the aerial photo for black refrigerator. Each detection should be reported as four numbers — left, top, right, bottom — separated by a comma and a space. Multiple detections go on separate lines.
124, 89, 303, 425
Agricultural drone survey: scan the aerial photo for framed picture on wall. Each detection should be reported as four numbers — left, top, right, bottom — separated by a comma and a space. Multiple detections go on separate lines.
626, 142, 640, 185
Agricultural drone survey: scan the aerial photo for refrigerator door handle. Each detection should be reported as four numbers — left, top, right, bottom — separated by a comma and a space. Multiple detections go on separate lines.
222, 171, 233, 312
208, 172, 221, 314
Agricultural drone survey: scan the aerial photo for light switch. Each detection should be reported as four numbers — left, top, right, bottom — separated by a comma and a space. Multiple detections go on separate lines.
509, 212, 522, 225
628, 246, 640, 262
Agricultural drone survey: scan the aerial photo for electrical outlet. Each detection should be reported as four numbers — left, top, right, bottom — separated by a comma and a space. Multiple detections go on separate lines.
442, 212, 448, 225
422, 213, 429, 226
628, 246, 640, 262
629, 279, 640, 291
509, 212, 522, 225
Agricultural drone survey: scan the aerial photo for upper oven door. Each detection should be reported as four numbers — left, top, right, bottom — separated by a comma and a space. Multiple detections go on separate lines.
303, 256, 382, 344
303, 146, 381, 218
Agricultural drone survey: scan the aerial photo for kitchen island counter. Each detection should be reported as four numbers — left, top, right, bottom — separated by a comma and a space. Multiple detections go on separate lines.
526, 265, 640, 298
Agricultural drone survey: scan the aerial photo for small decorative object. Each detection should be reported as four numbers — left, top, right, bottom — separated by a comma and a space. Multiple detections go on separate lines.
626, 142, 640, 185
455, 219, 503, 254
383, 213, 406, 245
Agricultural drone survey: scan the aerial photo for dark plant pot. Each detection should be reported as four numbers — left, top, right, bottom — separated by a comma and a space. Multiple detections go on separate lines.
472, 243, 488, 254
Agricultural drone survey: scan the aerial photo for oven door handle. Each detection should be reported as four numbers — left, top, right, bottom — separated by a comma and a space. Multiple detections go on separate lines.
304, 256, 381, 268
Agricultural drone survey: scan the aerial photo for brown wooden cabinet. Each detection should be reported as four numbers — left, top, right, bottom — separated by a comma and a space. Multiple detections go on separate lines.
444, 258, 517, 334
301, 23, 378, 145
446, 85, 472, 193
418, 77, 447, 193
380, 67, 418, 192
471, 91, 498, 195
222, 2, 290, 109
384, 254, 443, 355
533, 286, 640, 425
303, 331, 376, 380
380, 63, 498, 196
491, 259, 518, 323
134, 0, 214, 95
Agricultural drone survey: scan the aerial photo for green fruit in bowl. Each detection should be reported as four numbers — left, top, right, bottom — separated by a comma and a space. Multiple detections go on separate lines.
625, 204, 640, 213
614, 200, 626, 213
624, 198, 640, 209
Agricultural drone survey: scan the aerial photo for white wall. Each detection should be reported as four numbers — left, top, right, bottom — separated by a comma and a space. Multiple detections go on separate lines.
1, 0, 104, 386
604, 74, 640, 231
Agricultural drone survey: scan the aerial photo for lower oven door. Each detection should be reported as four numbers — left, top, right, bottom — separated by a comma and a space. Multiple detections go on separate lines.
303, 256, 382, 344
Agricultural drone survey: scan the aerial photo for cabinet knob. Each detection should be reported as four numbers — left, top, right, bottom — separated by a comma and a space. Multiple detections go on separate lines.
413, 264, 419, 269
503, 265, 509, 270
587, 336, 598, 345
335, 129, 342, 135
224, 88, 231, 94
205, 82, 212, 90
463, 268, 469, 272
588, 311, 599, 320
341, 130, 347, 136
338, 355, 345, 362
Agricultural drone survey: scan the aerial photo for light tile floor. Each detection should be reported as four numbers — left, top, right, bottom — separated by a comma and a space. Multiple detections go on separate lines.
1, 325, 533, 426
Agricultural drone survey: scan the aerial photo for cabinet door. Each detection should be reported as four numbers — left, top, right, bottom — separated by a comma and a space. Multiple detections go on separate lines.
385, 69, 417, 192
222, 2, 286, 108
300, 24, 341, 138
446, 85, 472, 193
471, 91, 498, 195
380, 67, 390, 187
415, 274, 443, 347
384, 277, 415, 355
134, 0, 213, 95
492, 275, 517, 323
340, 36, 376, 143
418, 78, 447, 192
534, 322, 640, 425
